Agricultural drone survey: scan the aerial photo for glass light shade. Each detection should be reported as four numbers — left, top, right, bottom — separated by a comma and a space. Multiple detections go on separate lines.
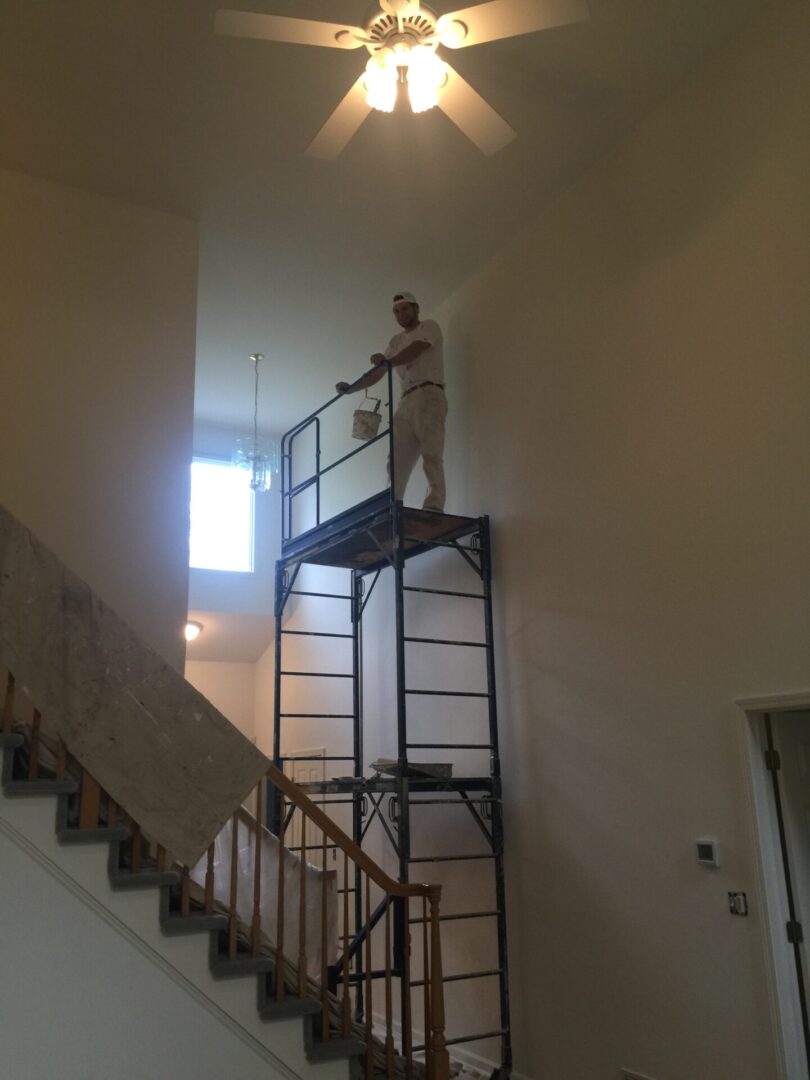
407, 47, 445, 113
184, 621, 203, 642
232, 435, 278, 493
365, 55, 398, 113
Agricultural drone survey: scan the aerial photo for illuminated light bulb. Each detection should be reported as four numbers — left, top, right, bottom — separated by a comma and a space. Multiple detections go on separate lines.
184, 621, 203, 642
365, 53, 398, 113
406, 46, 445, 114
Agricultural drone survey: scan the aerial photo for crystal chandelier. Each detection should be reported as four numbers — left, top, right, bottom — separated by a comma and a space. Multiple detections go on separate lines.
232, 352, 277, 493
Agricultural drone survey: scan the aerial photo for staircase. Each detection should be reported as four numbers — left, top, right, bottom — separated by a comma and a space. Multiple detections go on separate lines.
0, 728, 361, 1080
0, 503, 450, 1080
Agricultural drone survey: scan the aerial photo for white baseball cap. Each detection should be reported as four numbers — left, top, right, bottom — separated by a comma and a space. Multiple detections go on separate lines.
393, 291, 418, 305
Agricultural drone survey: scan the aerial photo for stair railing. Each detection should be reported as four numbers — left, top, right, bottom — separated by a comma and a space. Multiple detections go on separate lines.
1, 668, 449, 1080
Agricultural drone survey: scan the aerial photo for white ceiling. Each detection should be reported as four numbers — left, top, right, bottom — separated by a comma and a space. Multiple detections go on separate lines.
1, 0, 764, 433
186, 609, 276, 661
1, 0, 765, 661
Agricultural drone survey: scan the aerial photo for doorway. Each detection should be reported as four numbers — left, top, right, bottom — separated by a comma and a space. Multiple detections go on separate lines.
742, 696, 810, 1080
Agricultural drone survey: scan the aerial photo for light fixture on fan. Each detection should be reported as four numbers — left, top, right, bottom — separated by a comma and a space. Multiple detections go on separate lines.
232, 352, 277, 493
215, 0, 589, 159
362, 39, 447, 115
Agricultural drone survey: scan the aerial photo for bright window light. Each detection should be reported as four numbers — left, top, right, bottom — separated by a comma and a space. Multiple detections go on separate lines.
189, 459, 255, 572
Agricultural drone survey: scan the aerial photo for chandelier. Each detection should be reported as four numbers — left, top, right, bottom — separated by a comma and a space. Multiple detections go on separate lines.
232, 352, 277, 493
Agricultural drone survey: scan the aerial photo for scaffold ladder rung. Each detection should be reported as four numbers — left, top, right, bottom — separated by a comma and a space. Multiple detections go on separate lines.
280, 670, 354, 678
407, 742, 493, 750
411, 968, 502, 988
281, 630, 354, 639
405, 689, 491, 698
409, 909, 500, 924
289, 589, 352, 599
279, 713, 354, 718
404, 635, 487, 648
413, 1030, 508, 1052
409, 853, 496, 863
278, 755, 355, 762
403, 585, 484, 599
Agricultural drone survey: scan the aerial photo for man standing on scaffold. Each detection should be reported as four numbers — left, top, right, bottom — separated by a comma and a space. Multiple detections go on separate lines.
335, 291, 447, 513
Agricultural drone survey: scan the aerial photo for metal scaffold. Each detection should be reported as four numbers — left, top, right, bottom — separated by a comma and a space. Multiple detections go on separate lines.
268, 365, 512, 1078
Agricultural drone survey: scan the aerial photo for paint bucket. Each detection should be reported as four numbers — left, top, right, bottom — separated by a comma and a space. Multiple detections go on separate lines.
352, 395, 382, 441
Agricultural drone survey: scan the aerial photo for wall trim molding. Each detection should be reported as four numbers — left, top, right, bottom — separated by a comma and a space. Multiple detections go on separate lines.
0, 810, 301, 1080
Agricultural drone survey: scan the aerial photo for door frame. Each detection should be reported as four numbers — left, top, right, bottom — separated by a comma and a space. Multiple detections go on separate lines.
738, 691, 810, 1080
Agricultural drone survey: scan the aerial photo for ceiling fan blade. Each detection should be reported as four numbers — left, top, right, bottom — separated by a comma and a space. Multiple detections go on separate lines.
307, 73, 373, 160
437, 0, 589, 48
215, 9, 365, 49
438, 63, 516, 155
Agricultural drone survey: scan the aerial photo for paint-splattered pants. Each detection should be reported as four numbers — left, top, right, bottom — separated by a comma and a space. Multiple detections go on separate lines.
388, 384, 448, 512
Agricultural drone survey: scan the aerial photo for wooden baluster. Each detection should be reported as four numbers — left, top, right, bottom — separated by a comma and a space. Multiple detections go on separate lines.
385, 897, 395, 1078
276, 795, 286, 1002
298, 812, 307, 997
204, 843, 215, 914
252, 780, 263, 958
427, 892, 449, 1080
27, 709, 41, 779
321, 828, 330, 1041
402, 896, 413, 1080
341, 850, 351, 1038
55, 738, 67, 781
157, 845, 167, 872
131, 823, 143, 873
79, 771, 101, 830
108, 798, 118, 829
2, 672, 14, 735
228, 812, 239, 959
180, 865, 191, 917
422, 896, 431, 1080
365, 874, 374, 1080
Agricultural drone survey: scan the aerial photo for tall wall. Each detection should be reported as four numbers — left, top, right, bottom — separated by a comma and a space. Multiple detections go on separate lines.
0, 169, 198, 669
185, 660, 257, 742
421, 5, 809, 1078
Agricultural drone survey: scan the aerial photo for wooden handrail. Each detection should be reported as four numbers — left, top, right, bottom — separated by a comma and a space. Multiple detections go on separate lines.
266, 763, 440, 901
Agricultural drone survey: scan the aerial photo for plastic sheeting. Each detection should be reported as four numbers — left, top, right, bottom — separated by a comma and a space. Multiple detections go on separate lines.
190, 811, 338, 981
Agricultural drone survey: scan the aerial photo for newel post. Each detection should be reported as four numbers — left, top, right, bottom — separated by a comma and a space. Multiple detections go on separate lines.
428, 887, 450, 1080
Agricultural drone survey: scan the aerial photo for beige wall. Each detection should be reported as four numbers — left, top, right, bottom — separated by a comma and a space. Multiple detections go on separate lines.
185, 659, 257, 743
421, 4, 810, 1078
0, 169, 198, 669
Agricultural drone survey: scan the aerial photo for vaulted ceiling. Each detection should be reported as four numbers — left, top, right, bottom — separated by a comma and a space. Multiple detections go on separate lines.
1, 0, 764, 434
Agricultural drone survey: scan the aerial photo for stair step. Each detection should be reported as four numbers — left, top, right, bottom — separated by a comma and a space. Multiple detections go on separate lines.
209, 931, 275, 979
306, 1037, 365, 1063
260, 996, 322, 1023
109, 867, 181, 890
3, 778, 78, 797
161, 913, 228, 937
58, 825, 129, 846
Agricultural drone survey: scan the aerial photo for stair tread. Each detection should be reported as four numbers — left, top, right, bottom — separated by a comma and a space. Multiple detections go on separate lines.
58, 825, 129, 845
3, 778, 78, 796
307, 1037, 365, 1062
161, 913, 228, 936
260, 997, 322, 1022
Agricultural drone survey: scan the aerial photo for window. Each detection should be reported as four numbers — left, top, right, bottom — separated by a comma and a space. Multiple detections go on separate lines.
189, 458, 255, 572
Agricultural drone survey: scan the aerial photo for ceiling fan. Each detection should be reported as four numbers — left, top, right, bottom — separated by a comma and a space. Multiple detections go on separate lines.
215, 0, 589, 159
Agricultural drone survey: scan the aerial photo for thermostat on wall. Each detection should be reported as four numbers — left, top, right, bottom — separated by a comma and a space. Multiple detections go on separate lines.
696, 839, 720, 867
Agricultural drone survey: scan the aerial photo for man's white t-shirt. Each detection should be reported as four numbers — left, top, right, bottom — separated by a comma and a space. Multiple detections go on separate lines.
384, 319, 444, 393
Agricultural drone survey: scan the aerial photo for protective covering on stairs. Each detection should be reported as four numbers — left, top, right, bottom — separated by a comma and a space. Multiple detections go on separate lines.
0, 503, 269, 865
